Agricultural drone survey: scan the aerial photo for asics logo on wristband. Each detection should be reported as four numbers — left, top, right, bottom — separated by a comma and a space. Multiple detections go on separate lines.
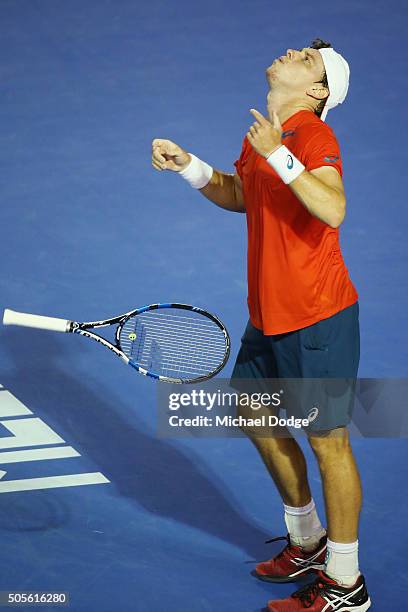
266, 145, 305, 184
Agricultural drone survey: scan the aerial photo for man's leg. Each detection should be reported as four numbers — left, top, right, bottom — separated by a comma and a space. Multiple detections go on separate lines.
247, 430, 327, 549
248, 433, 312, 508
308, 427, 362, 542
239, 411, 327, 582
232, 322, 314, 510
308, 427, 362, 586
231, 320, 327, 567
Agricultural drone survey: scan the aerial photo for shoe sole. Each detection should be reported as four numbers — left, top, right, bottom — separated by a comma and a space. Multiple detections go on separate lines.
335, 599, 371, 611
252, 564, 326, 583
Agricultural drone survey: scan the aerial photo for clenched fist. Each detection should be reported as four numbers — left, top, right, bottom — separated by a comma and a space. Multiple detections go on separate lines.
151, 139, 191, 172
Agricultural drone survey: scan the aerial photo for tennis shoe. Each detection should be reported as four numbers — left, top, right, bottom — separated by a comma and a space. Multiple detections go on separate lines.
267, 570, 371, 611
254, 534, 327, 583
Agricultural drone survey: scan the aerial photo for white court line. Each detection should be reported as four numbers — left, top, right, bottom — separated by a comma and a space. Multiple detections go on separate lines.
0, 446, 80, 463
0, 472, 110, 494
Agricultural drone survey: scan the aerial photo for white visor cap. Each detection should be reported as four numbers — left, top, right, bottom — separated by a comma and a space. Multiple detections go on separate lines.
317, 47, 350, 121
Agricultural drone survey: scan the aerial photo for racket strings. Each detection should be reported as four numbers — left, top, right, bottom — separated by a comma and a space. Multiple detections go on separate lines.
118, 310, 227, 379
120, 330, 225, 353
124, 324, 225, 370
122, 313, 226, 340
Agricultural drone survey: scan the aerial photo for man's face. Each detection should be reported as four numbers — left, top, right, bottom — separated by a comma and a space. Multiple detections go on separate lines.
266, 47, 325, 93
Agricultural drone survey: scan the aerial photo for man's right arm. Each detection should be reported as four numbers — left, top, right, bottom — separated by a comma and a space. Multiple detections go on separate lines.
151, 138, 246, 213
199, 170, 245, 213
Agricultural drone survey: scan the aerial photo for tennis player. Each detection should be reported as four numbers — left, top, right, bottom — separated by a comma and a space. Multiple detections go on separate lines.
151, 38, 371, 611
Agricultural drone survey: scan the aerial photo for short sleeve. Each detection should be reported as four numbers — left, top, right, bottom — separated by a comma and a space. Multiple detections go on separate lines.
302, 126, 343, 177
233, 136, 248, 179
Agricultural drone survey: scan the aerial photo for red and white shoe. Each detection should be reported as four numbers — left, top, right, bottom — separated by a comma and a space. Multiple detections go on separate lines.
267, 570, 371, 611
254, 534, 327, 583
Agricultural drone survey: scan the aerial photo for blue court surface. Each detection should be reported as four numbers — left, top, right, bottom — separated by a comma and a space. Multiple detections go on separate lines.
0, 1, 407, 610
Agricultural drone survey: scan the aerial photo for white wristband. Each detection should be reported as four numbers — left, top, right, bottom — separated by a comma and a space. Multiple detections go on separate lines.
266, 145, 305, 184
179, 154, 213, 189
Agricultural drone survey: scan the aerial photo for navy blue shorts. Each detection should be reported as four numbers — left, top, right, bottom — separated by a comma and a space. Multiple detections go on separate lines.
230, 302, 360, 432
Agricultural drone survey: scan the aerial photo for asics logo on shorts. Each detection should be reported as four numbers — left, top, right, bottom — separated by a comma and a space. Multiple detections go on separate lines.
307, 406, 319, 423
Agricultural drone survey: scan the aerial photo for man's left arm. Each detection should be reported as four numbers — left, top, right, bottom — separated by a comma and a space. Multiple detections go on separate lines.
247, 108, 346, 229
288, 165, 346, 229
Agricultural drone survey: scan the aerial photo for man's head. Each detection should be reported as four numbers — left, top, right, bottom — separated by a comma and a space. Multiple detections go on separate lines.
266, 38, 349, 120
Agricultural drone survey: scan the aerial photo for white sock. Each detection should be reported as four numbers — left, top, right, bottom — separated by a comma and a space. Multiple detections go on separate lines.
325, 539, 360, 586
284, 499, 326, 551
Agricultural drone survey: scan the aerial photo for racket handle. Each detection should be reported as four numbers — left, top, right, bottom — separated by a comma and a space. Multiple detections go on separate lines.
2, 309, 70, 333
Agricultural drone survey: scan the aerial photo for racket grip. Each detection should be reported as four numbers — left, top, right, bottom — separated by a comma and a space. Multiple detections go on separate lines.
2, 309, 70, 333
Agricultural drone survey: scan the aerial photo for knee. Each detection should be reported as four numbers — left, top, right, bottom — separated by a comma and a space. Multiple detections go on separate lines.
236, 398, 261, 437
236, 396, 285, 440
308, 427, 351, 463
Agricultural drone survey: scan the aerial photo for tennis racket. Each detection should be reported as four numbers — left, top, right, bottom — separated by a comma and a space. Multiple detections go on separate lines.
3, 303, 230, 384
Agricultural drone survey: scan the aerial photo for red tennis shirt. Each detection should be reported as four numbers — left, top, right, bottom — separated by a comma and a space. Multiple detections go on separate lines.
234, 109, 358, 335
